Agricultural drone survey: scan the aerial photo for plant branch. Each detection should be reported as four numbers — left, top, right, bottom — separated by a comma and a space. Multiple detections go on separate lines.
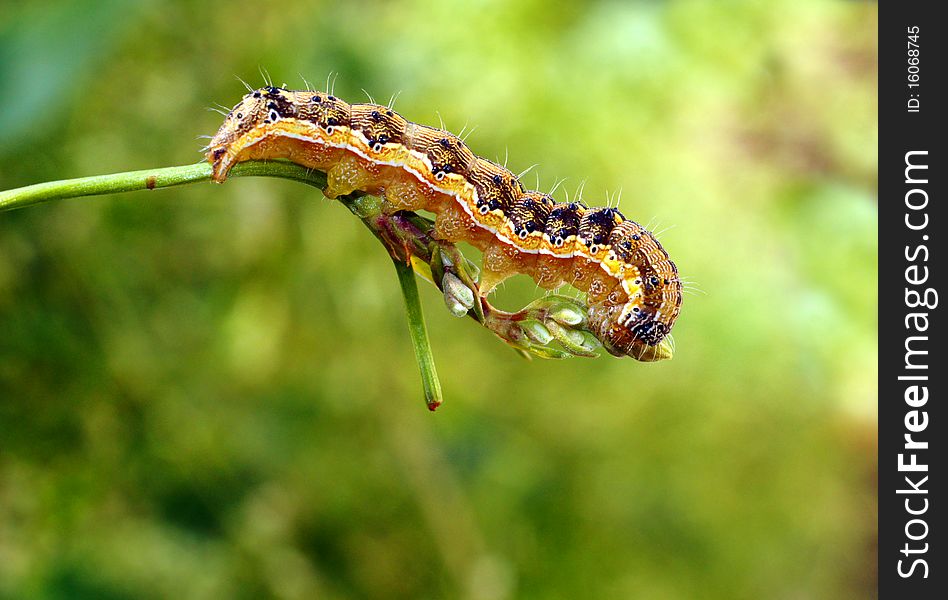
0, 161, 450, 408
0, 161, 335, 212
393, 258, 444, 411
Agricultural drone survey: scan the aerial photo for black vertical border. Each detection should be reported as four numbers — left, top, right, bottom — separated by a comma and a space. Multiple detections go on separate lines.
879, 2, 943, 598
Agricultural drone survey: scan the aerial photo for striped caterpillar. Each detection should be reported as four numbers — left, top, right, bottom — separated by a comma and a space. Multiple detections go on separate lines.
206, 86, 682, 361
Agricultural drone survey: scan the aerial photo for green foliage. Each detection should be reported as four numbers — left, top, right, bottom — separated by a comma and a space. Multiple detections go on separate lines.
1, 1, 877, 598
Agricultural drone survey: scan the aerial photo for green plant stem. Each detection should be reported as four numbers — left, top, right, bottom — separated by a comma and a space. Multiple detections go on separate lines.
0, 161, 448, 409
0, 161, 331, 212
393, 258, 444, 411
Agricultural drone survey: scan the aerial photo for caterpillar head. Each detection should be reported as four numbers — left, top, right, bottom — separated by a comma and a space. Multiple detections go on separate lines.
590, 221, 682, 361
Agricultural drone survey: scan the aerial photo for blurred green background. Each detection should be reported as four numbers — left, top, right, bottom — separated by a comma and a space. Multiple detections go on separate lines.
1, 0, 877, 598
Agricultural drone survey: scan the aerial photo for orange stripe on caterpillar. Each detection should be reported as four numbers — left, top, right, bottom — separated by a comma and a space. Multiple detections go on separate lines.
206, 85, 682, 361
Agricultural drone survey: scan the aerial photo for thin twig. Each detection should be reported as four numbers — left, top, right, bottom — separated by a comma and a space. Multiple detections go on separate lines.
0, 160, 449, 409
0, 161, 333, 212
393, 259, 444, 411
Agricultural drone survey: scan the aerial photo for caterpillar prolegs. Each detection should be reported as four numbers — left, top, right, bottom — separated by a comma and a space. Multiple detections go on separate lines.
207, 86, 682, 361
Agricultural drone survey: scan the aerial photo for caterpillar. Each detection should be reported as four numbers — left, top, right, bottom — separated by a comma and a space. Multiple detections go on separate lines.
206, 86, 682, 361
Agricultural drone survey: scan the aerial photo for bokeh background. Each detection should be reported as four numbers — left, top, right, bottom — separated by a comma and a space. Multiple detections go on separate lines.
1, 1, 877, 598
